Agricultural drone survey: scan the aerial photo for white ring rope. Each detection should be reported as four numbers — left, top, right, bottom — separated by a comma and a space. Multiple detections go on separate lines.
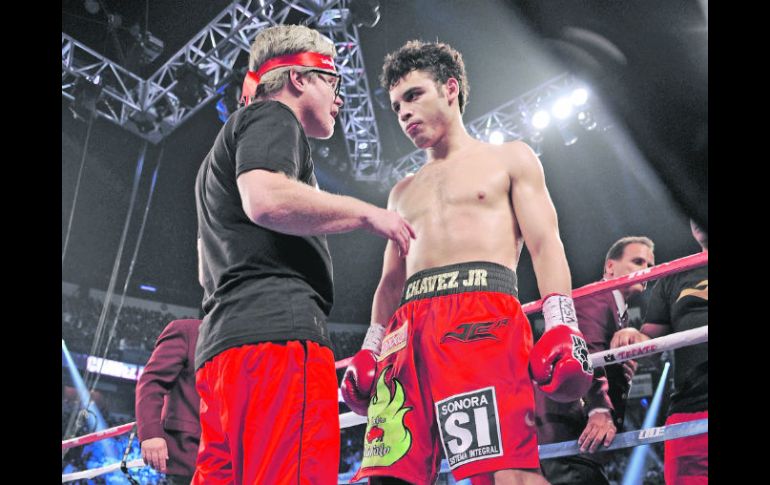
62, 458, 144, 483
590, 326, 707, 368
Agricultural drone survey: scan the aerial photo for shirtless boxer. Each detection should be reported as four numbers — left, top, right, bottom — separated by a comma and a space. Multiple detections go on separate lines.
341, 40, 593, 485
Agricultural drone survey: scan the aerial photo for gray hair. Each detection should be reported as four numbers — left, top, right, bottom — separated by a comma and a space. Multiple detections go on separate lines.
249, 24, 336, 98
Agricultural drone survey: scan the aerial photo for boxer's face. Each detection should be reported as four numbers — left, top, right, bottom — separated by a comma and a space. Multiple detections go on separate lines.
389, 70, 454, 149
605, 243, 655, 296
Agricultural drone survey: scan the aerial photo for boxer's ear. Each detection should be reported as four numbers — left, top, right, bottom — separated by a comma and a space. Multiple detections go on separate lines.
445, 77, 460, 104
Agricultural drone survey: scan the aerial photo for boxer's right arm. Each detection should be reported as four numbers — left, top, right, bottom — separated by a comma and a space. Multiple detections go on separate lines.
371, 243, 407, 326
341, 182, 409, 416
340, 243, 405, 415
370, 178, 410, 324
237, 169, 415, 255
340, 324, 385, 416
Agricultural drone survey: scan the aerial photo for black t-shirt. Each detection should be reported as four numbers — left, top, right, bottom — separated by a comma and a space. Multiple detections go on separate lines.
645, 264, 708, 414
194, 100, 334, 370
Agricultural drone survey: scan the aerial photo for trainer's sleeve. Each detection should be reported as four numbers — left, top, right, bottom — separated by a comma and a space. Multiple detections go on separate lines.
234, 104, 305, 179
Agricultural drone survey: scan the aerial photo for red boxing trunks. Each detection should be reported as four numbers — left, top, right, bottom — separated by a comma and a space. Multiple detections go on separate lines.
351, 262, 539, 484
664, 411, 708, 485
193, 341, 339, 485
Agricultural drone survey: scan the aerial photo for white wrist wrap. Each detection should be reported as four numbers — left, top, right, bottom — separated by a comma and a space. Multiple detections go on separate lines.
361, 323, 386, 354
542, 293, 578, 332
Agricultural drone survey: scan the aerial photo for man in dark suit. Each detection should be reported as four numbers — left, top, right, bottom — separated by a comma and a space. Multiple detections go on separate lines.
135, 319, 202, 485
535, 236, 655, 484
612, 221, 707, 484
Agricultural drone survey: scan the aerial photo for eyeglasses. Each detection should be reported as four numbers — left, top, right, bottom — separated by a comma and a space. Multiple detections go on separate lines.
307, 69, 342, 99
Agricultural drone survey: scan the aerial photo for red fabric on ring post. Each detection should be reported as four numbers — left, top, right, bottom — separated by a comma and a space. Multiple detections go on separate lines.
240, 52, 337, 106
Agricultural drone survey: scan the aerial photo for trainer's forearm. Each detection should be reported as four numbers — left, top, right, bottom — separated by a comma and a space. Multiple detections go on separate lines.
251, 176, 376, 236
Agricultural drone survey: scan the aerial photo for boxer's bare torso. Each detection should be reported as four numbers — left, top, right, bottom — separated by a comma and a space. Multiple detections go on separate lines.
392, 140, 527, 279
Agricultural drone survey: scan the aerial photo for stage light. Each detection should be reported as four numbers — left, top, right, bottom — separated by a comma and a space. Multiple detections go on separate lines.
577, 110, 598, 131
552, 96, 573, 120
557, 123, 578, 146
175, 64, 209, 108
216, 82, 241, 123
69, 76, 103, 122
129, 110, 157, 134
489, 130, 505, 145
532, 110, 550, 130
350, 0, 381, 28
571, 87, 589, 106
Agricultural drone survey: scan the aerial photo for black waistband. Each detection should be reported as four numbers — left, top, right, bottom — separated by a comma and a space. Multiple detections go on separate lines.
401, 261, 518, 305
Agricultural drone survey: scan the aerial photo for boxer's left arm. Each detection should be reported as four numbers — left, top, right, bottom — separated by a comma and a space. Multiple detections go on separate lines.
505, 141, 571, 298
341, 180, 410, 415
505, 141, 592, 402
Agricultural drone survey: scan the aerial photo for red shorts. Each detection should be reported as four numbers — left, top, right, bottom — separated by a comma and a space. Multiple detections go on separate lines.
352, 262, 539, 485
192, 341, 340, 485
664, 410, 708, 485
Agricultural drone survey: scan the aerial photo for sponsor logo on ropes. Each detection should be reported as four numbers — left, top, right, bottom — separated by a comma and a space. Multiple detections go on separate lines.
638, 426, 665, 440
617, 343, 658, 360
441, 319, 508, 343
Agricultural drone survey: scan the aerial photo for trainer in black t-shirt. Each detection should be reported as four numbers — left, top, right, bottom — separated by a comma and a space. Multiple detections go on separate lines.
194, 100, 334, 370
644, 265, 708, 414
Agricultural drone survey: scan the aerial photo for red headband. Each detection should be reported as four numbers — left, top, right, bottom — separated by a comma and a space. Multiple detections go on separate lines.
240, 52, 337, 106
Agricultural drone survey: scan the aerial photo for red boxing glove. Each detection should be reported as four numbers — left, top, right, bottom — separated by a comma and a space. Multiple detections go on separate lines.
529, 324, 594, 403
340, 349, 378, 416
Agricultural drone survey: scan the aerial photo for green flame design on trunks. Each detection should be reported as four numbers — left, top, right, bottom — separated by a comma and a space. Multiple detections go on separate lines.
361, 365, 413, 468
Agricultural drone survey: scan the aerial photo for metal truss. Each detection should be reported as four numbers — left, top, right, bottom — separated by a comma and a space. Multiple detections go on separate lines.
62, 0, 383, 180
316, 5, 382, 181
383, 73, 609, 188
62, 33, 152, 138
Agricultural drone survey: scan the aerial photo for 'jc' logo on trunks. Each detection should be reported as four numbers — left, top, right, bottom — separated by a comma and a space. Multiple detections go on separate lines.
441, 319, 508, 344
